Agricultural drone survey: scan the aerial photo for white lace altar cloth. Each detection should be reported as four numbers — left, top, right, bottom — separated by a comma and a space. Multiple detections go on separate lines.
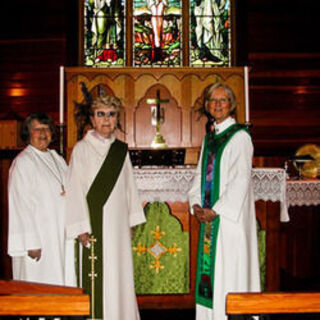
133, 167, 289, 222
286, 180, 320, 207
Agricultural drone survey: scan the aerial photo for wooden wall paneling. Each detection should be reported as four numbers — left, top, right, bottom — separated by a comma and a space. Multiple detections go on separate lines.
249, 53, 320, 71
190, 109, 207, 147
281, 206, 320, 285
0, 154, 18, 280
247, 1, 320, 53
249, 55, 320, 156
180, 76, 193, 147
255, 200, 281, 291
265, 201, 281, 291
120, 75, 133, 145
252, 156, 287, 169
134, 88, 161, 148
0, 39, 66, 122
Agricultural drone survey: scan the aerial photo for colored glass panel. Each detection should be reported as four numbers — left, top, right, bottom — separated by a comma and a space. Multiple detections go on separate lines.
133, 0, 182, 67
190, 0, 231, 67
84, 0, 125, 67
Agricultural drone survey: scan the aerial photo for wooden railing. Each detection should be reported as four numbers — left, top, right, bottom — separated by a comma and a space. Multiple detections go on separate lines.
0, 280, 90, 317
226, 292, 320, 318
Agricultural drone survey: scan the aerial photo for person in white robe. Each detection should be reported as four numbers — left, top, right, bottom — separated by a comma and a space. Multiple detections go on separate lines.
189, 83, 260, 320
8, 112, 75, 286
66, 95, 146, 320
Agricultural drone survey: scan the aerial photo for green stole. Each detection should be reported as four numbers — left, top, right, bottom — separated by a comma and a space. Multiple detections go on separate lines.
83, 139, 128, 320
195, 123, 248, 308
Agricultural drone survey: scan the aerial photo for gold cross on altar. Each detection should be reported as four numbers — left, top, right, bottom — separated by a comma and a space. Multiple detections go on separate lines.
146, 90, 169, 148
147, 90, 169, 122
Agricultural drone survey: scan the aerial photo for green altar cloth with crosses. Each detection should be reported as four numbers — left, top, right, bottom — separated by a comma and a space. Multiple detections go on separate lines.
132, 202, 189, 294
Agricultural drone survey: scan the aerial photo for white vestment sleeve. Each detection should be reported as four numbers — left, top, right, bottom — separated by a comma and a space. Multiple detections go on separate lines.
8, 157, 42, 257
188, 142, 204, 214
213, 131, 253, 222
125, 154, 146, 227
65, 145, 92, 239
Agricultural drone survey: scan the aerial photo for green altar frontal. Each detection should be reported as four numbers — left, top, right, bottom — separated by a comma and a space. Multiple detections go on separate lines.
132, 202, 189, 294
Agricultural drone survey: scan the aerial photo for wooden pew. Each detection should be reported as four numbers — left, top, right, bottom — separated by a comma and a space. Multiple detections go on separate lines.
0, 280, 90, 317
226, 292, 320, 318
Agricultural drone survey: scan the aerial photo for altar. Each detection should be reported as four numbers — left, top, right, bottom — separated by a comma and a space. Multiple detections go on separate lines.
134, 167, 289, 222
132, 167, 288, 309
281, 179, 320, 287
286, 179, 320, 207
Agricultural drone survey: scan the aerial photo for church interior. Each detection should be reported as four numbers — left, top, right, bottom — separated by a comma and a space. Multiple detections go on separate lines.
1, 0, 320, 319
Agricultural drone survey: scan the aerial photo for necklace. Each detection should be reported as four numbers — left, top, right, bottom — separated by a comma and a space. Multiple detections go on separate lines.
30, 147, 66, 196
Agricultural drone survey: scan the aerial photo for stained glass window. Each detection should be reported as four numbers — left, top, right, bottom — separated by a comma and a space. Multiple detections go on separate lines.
84, 0, 125, 67
190, 0, 231, 67
133, 0, 182, 67
82, 0, 233, 67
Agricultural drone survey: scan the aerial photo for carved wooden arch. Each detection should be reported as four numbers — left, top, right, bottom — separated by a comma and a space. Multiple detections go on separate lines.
134, 84, 182, 148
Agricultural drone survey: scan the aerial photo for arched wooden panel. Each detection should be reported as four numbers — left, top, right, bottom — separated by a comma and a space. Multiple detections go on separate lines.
66, 67, 247, 151
134, 84, 182, 147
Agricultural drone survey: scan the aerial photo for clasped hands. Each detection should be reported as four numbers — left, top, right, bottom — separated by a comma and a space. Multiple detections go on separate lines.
193, 204, 217, 223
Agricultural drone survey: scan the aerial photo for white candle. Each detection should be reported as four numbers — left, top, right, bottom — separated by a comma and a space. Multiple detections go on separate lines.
59, 66, 64, 124
244, 66, 250, 123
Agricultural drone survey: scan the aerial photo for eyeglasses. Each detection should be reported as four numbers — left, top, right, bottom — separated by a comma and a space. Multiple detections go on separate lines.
31, 127, 51, 133
207, 98, 229, 105
95, 111, 117, 118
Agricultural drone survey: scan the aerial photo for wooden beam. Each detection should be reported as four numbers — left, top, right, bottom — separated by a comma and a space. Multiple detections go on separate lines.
0, 280, 84, 295
0, 294, 90, 316
226, 292, 320, 315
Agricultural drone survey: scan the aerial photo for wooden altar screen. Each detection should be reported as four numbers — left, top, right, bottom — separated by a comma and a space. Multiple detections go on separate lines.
65, 67, 246, 151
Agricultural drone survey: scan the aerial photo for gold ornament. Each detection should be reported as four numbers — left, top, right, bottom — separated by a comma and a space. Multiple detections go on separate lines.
293, 144, 320, 178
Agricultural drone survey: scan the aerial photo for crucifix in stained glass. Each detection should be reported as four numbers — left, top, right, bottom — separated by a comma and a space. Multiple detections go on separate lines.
133, 0, 182, 66
84, 0, 125, 67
